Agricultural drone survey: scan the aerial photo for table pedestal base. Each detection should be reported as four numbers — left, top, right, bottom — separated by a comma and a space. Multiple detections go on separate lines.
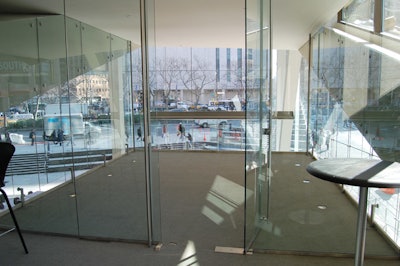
355, 187, 368, 266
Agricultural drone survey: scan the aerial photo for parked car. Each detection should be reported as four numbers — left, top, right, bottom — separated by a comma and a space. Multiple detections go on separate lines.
225, 120, 244, 132
195, 119, 227, 128
176, 101, 189, 110
168, 108, 187, 112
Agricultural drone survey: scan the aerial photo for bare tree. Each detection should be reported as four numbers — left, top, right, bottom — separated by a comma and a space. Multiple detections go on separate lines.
132, 59, 157, 107
224, 60, 246, 102
179, 57, 215, 106
157, 57, 181, 107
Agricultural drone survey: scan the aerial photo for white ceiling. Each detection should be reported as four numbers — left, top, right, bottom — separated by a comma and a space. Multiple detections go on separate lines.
0, 0, 349, 50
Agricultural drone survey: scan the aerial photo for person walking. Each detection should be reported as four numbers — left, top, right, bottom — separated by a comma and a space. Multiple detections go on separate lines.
57, 128, 64, 146
162, 124, 169, 145
187, 133, 193, 149
137, 126, 142, 141
178, 123, 185, 141
29, 129, 36, 146
5, 130, 12, 143
162, 124, 167, 138
325, 129, 331, 151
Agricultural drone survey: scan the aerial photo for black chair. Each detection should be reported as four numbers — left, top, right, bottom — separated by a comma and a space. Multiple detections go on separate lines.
0, 142, 28, 254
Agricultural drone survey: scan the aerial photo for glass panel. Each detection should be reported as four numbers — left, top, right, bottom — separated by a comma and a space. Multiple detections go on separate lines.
0, 17, 41, 230
124, 43, 134, 150
245, 0, 271, 251
144, 46, 246, 153
136, 117, 246, 151
131, 47, 143, 149
30, 15, 79, 234
306, 26, 400, 253
0, 17, 38, 201
149, 47, 244, 113
73, 20, 142, 239
0, 13, 83, 235
0, 0, 158, 242
342, 0, 375, 31
310, 28, 380, 161
383, 0, 400, 38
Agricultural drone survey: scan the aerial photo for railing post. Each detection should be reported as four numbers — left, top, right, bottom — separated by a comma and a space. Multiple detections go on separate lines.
369, 203, 379, 226
16, 187, 25, 206
70, 167, 75, 180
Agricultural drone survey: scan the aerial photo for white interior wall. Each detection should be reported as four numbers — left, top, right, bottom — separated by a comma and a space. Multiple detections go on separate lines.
274, 50, 302, 151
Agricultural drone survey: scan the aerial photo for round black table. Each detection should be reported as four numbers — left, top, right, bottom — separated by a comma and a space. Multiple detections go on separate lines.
307, 158, 400, 266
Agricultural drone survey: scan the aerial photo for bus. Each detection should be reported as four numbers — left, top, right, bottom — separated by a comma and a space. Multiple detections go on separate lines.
208, 97, 242, 111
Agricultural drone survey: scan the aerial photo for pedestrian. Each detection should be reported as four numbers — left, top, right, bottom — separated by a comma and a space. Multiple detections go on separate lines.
69, 135, 75, 146
177, 123, 182, 138
137, 126, 142, 141
325, 130, 331, 150
50, 130, 57, 143
162, 124, 167, 138
29, 129, 36, 146
178, 123, 185, 140
187, 133, 193, 148
312, 129, 318, 148
181, 125, 185, 140
162, 124, 169, 145
57, 128, 63, 146
5, 130, 11, 143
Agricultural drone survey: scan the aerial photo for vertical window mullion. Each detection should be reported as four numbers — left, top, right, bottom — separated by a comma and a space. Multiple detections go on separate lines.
374, 0, 383, 33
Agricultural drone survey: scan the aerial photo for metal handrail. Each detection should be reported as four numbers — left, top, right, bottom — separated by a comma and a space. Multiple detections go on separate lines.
150, 111, 246, 120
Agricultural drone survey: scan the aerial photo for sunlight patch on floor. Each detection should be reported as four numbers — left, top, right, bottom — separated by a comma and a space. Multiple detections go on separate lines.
178, 240, 199, 266
202, 175, 253, 226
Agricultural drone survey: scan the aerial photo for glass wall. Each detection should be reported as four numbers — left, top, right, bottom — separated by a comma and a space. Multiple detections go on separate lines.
130, 46, 247, 152
0, 4, 159, 242
143, 47, 245, 111
0, 14, 82, 235
308, 26, 400, 249
241, 22, 399, 255
0, 0, 246, 245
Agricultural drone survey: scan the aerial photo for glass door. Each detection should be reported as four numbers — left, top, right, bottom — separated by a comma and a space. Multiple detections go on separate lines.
63, 0, 161, 242
244, 0, 271, 252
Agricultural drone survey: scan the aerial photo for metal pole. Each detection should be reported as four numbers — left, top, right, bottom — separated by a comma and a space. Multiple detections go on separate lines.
306, 34, 312, 153
355, 187, 368, 266
140, 0, 153, 247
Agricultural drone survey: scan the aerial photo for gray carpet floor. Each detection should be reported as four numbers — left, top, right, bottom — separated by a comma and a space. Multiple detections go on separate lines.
0, 151, 399, 265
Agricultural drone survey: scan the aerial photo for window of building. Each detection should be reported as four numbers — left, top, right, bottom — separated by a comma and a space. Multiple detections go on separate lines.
383, 0, 400, 37
341, 0, 375, 32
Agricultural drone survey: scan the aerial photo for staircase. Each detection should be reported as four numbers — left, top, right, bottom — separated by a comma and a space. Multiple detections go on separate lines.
6, 153, 47, 175
5, 149, 113, 176
291, 101, 308, 151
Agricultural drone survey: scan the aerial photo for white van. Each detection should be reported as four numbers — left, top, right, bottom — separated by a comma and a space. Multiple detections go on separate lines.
43, 113, 85, 140
176, 101, 188, 110
11, 113, 34, 120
